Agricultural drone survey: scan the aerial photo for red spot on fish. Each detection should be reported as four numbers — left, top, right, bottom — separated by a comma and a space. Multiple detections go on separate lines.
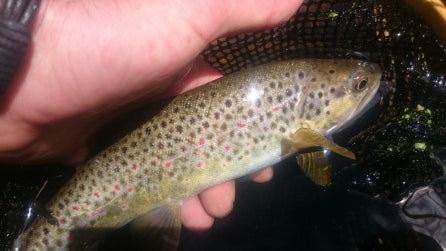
246, 142, 251, 146
91, 212, 96, 217
264, 127, 269, 131
67, 236, 71, 241
197, 162, 203, 168
94, 192, 100, 198
199, 138, 205, 145
180, 146, 186, 152
165, 162, 171, 168
60, 218, 66, 224
185, 178, 189, 182
238, 123, 246, 127
263, 145, 267, 150
42, 239, 48, 245
151, 161, 157, 166
132, 164, 137, 170
73, 206, 80, 211
222, 163, 226, 167
273, 106, 279, 111
99, 209, 104, 214
122, 204, 127, 209
225, 145, 230, 151
291, 115, 295, 121
83, 223, 88, 228
115, 185, 120, 191
153, 185, 158, 191
127, 187, 133, 192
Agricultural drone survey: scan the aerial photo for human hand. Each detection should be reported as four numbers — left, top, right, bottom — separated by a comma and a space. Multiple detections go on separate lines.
0, 0, 301, 230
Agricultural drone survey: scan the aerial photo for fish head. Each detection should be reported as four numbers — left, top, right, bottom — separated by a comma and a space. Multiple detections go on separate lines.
297, 59, 382, 135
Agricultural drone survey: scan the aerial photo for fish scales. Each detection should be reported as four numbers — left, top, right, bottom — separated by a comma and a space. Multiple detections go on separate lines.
15, 59, 381, 250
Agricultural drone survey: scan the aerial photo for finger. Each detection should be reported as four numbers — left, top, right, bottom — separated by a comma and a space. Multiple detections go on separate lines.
181, 195, 214, 231
250, 166, 274, 183
163, 58, 223, 98
199, 180, 235, 218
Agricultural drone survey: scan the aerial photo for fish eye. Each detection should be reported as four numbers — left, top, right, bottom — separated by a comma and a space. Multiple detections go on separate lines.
352, 71, 369, 91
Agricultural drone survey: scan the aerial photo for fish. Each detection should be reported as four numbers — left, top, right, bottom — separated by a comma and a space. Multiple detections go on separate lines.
14, 59, 381, 250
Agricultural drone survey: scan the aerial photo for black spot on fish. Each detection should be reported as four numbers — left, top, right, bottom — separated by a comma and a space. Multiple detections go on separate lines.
294, 84, 300, 92
318, 92, 323, 98
202, 122, 210, 129
121, 147, 128, 154
190, 117, 196, 124
286, 89, 292, 96
306, 114, 311, 120
330, 87, 335, 94
79, 184, 85, 191
214, 112, 220, 119
173, 107, 180, 113
277, 95, 283, 102
329, 69, 335, 74
255, 99, 262, 107
58, 203, 64, 210
248, 109, 254, 117
121, 160, 128, 166
285, 72, 290, 78
206, 133, 214, 140
210, 92, 217, 97
225, 99, 232, 107
279, 126, 286, 133
238, 106, 244, 113
316, 109, 321, 115
298, 72, 304, 79
309, 92, 315, 99
267, 96, 273, 103
221, 123, 227, 131
309, 103, 314, 110
270, 82, 276, 88
271, 122, 277, 129
160, 121, 167, 128
131, 142, 137, 147
176, 125, 183, 133
198, 102, 206, 108
225, 114, 232, 120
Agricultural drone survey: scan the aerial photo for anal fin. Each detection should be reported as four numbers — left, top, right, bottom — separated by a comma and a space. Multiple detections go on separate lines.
129, 203, 182, 251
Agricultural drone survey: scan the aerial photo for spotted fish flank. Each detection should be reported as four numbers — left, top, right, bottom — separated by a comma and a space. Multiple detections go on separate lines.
14, 59, 381, 250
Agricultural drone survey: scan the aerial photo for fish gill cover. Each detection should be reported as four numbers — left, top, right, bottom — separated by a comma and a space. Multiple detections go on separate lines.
2, 0, 446, 250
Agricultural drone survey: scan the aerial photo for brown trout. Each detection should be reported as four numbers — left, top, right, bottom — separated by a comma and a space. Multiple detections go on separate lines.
14, 59, 381, 250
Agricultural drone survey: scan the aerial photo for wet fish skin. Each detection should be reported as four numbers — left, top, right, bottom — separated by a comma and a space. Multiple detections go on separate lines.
15, 59, 381, 250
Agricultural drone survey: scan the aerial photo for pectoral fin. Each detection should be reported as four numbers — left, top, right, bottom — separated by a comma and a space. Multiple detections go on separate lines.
292, 128, 355, 160
129, 203, 182, 251
297, 151, 332, 186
